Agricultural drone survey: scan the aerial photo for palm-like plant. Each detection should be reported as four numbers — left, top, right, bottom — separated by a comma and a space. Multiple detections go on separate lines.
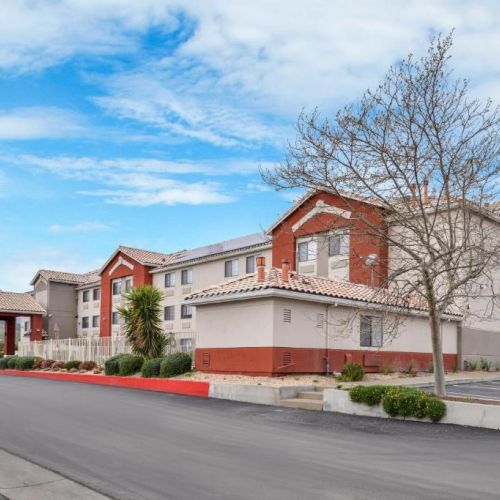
118, 285, 166, 358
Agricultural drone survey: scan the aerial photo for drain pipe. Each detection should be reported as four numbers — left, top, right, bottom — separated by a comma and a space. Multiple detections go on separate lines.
324, 303, 331, 376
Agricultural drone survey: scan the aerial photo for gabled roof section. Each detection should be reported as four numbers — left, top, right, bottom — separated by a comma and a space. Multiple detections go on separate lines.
0, 291, 46, 315
186, 268, 461, 318
152, 232, 271, 273
99, 245, 180, 274
30, 269, 100, 286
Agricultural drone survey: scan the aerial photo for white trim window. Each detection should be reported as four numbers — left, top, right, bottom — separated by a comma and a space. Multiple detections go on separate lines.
181, 304, 193, 319
329, 231, 349, 256
224, 259, 239, 277
165, 272, 175, 288
124, 278, 132, 293
92, 315, 100, 328
93, 288, 100, 301
246, 255, 256, 274
82, 316, 89, 329
181, 269, 192, 285
360, 315, 383, 347
164, 305, 175, 321
112, 312, 120, 325
82, 290, 90, 303
297, 239, 317, 262
112, 281, 121, 296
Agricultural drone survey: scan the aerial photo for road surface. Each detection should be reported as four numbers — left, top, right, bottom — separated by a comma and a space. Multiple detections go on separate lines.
0, 376, 499, 500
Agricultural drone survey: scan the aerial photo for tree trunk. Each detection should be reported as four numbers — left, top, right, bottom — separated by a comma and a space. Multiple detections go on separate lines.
429, 312, 446, 397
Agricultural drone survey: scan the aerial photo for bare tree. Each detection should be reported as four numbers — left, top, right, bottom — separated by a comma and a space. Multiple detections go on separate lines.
262, 33, 500, 396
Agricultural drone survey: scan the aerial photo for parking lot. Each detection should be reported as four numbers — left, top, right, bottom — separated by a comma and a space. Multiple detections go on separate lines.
433, 380, 500, 401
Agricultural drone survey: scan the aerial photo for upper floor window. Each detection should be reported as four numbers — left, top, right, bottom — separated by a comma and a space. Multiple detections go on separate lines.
246, 255, 256, 274
329, 232, 349, 256
82, 316, 89, 329
181, 269, 192, 285
181, 304, 193, 319
297, 240, 317, 262
224, 259, 239, 278
124, 278, 132, 293
112, 312, 120, 325
112, 281, 121, 296
92, 315, 100, 328
360, 315, 383, 347
82, 290, 90, 302
165, 272, 176, 288
164, 305, 175, 321
93, 288, 100, 301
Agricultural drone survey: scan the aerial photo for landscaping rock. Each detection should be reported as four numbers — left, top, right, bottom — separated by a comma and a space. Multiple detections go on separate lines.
69, 368, 78, 373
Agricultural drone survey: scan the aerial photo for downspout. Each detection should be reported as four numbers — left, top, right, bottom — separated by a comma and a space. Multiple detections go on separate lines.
324, 304, 332, 376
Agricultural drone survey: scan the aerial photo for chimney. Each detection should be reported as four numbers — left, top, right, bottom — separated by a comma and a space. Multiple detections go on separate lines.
423, 178, 429, 205
256, 256, 266, 283
410, 183, 417, 208
281, 259, 290, 283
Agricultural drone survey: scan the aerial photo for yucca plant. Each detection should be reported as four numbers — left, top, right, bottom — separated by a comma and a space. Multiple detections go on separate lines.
118, 285, 166, 358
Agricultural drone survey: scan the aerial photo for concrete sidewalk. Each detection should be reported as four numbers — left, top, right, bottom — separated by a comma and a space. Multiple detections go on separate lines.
0, 449, 109, 499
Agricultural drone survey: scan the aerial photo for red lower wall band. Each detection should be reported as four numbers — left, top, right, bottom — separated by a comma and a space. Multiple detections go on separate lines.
195, 347, 458, 376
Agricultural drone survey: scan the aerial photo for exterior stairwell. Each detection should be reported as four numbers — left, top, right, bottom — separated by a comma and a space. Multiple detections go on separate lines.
279, 387, 324, 411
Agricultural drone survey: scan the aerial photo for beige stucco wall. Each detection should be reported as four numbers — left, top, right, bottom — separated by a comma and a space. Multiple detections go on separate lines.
152, 248, 272, 333
77, 286, 101, 337
195, 299, 274, 348
196, 296, 458, 355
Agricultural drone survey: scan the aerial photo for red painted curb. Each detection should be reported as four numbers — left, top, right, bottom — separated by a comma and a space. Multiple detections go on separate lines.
0, 370, 209, 397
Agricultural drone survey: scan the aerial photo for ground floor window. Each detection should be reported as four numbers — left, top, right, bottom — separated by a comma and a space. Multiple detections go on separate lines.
360, 315, 383, 347
82, 317, 89, 329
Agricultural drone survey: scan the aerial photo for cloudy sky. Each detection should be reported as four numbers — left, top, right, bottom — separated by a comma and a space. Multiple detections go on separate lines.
1, 0, 499, 291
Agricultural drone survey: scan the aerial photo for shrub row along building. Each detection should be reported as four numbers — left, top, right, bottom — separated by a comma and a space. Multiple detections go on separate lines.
3, 190, 500, 374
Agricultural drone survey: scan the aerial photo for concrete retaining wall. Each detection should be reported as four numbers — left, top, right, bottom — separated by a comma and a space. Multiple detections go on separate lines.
323, 388, 500, 430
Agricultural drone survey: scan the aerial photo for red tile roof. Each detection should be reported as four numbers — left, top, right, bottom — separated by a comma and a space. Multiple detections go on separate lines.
0, 291, 46, 315
186, 268, 461, 316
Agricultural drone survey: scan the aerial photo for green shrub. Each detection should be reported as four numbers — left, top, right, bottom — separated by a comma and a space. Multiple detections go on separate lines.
0, 357, 10, 369
118, 355, 144, 376
426, 398, 447, 423
480, 358, 492, 372
466, 359, 478, 371
338, 362, 364, 382
15, 356, 41, 371
350, 385, 389, 406
160, 352, 192, 378
7, 356, 18, 369
104, 354, 128, 375
63, 360, 81, 370
141, 358, 163, 378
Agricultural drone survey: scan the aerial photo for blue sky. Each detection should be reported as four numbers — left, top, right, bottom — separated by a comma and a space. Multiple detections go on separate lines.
1, 1, 499, 291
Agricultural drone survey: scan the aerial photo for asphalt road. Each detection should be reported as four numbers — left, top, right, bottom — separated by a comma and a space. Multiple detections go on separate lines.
0, 377, 499, 500
441, 380, 500, 401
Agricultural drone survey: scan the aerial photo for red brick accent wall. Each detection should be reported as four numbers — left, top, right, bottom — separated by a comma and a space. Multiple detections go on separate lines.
195, 347, 457, 376
272, 192, 388, 286
99, 252, 153, 337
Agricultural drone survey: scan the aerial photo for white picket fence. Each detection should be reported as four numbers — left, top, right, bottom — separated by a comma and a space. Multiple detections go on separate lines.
18, 332, 196, 367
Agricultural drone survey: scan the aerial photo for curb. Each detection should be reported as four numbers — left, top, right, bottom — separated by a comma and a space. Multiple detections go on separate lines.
0, 370, 209, 398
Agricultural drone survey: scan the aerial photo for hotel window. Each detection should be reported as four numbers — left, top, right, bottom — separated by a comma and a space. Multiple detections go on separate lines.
93, 288, 100, 301
82, 290, 89, 302
124, 278, 132, 293
164, 306, 175, 321
112, 312, 120, 325
165, 272, 176, 288
112, 281, 121, 296
360, 315, 383, 347
297, 240, 317, 262
82, 316, 89, 329
181, 269, 192, 285
181, 304, 193, 319
92, 315, 100, 328
246, 255, 256, 274
329, 232, 349, 256
224, 259, 239, 277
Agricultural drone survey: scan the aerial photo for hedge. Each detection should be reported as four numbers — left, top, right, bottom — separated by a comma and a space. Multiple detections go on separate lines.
104, 354, 128, 376
160, 352, 192, 378
7, 356, 18, 369
63, 360, 81, 370
349, 385, 446, 422
118, 355, 144, 376
15, 356, 41, 371
0, 357, 11, 369
141, 358, 163, 378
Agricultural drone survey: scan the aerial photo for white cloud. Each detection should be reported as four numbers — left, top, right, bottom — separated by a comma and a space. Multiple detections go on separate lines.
0, 107, 84, 140
49, 221, 113, 233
